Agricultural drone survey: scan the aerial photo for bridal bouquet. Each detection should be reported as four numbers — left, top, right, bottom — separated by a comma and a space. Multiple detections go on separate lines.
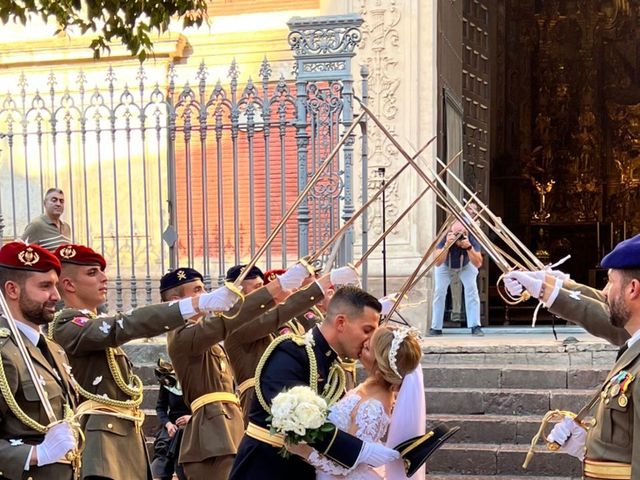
268, 385, 334, 456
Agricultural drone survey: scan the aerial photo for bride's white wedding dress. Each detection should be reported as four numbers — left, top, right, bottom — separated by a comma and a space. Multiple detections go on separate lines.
308, 391, 390, 479
307, 367, 426, 480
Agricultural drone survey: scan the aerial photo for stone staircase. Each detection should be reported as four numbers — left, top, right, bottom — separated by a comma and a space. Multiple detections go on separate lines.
123, 332, 618, 479
422, 335, 616, 479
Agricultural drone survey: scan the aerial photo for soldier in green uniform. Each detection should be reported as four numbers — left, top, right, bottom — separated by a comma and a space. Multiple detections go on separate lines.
0, 242, 78, 480
516, 234, 640, 479
224, 264, 358, 421
165, 261, 320, 479
504, 269, 629, 346
50, 244, 241, 480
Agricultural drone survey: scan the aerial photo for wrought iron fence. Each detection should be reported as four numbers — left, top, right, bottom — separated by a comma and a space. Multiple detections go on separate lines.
0, 14, 366, 310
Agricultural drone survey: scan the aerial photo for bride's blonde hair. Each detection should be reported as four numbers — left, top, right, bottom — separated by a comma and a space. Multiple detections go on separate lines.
370, 326, 422, 386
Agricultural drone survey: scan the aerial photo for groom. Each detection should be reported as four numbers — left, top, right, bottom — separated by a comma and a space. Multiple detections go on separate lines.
229, 286, 400, 478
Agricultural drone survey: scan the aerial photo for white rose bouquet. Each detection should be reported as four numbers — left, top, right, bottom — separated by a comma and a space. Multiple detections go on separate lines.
268, 385, 334, 457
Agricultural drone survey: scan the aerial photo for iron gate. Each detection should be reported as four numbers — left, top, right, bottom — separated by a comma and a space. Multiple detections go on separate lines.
0, 14, 366, 310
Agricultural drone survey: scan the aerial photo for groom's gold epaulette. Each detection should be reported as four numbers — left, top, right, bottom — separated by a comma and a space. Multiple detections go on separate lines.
254, 333, 319, 414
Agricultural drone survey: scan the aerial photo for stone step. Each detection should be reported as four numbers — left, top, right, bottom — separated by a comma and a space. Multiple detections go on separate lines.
427, 414, 545, 445
428, 476, 580, 480
423, 364, 608, 390
425, 387, 593, 415
428, 476, 579, 480
429, 442, 582, 477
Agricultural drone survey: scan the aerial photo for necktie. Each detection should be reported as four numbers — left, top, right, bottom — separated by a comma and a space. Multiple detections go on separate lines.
36, 335, 56, 368
616, 343, 628, 361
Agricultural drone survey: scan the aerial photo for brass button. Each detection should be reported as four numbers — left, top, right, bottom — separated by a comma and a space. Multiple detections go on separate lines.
589, 418, 597, 427
164, 325, 170, 330
107, 423, 113, 429
260, 304, 265, 309
310, 296, 315, 301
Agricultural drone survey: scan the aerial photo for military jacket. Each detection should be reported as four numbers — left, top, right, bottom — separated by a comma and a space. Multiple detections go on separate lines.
0, 317, 77, 480
549, 279, 629, 346
224, 282, 324, 418
229, 327, 362, 480
585, 339, 640, 477
52, 302, 185, 480
167, 286, 278, 465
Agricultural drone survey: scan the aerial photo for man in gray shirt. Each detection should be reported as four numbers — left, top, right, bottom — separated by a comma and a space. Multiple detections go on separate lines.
22, 187, 71, 251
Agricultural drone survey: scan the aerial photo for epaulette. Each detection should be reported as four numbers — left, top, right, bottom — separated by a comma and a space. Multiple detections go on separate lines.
0, 327, 11, 348
254, 333, 317, 413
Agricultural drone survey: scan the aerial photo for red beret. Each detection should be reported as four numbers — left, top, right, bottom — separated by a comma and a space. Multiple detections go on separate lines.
0, 242, 61, 275
54, 244, 107, 271
263, 269, 286, 285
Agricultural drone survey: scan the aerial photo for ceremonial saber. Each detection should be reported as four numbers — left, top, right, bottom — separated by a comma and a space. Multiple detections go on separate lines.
355, 98, 512, 274
403, 198, 484, 293
307, 136, 438, 265
233, 111, 366, 286
382, 233, 448, 323
352, 153, 461, 269
0, 290, 57, 425
434, 157, 544, 270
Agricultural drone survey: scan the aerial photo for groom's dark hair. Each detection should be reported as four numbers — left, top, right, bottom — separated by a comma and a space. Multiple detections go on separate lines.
325, 285, 381, 322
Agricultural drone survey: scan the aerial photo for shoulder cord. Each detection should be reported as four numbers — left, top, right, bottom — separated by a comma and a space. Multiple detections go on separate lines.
254, 334, 346, 412
0, 351, 80, 430
48, 311, 142, 408
254, 334, 317, 414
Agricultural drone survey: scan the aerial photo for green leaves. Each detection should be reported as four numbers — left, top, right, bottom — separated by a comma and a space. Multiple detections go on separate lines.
0, 0, 209, 61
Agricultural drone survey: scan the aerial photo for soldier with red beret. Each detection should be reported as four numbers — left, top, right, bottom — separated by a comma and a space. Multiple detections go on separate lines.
0, 242, 78, 479
49, 244, 242, 480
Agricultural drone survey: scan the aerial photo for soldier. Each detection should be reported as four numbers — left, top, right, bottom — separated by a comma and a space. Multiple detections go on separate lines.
504, 269, 629, 346
50, 244, 241, 480
164, 261, 318, 480
229, 286, 400, 480
531, 234, 640, 479
224, 263, 358, 420
0, 242, 78, 480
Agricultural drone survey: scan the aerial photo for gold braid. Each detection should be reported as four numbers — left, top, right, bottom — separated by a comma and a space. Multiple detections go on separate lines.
254, 334, 317, 414
0, 349, 48, 433
254, 333, 346, 413
49, 310, 143, 408
0, 350, 85, 476
322, 363, 346, 406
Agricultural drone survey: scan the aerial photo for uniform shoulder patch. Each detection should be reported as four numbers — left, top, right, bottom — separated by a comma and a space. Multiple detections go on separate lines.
71, 316, 89, 327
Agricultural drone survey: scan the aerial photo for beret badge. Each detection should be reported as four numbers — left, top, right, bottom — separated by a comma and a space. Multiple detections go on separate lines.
18, 247, 40, 267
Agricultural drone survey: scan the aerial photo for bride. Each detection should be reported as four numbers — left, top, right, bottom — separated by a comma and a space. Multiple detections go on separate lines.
287, 325, 425, 479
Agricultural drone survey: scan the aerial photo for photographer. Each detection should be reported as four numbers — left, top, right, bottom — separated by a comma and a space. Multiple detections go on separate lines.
429, 219, 484, 336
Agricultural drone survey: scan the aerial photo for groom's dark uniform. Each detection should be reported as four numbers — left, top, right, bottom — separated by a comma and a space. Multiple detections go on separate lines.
229, 326, 363, 479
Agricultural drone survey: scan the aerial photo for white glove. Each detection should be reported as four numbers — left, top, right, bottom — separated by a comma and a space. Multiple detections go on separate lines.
547, 416, 586, 461
277, 262, 312, 290
504, 271, 542, 298
357, 441, 400, 467
198, 285, 241, 312
330, 265, 360, 287
521, 269, 570, 282
36, 422, 76, 467
379, 294, 399, 316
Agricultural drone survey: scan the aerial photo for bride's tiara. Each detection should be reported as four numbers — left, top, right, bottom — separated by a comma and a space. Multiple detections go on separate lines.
388, 327, 420, 379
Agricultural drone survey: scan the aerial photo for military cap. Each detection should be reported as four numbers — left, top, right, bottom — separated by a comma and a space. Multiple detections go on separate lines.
160, 267, 204, 293
154, 358, 178, 388
394, 423, 460, 477
0, 241, 61, 275
601, 234, 640, 270
225, 264, 264, 283
263, 268, 286, 285
54, 244, 107, 270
